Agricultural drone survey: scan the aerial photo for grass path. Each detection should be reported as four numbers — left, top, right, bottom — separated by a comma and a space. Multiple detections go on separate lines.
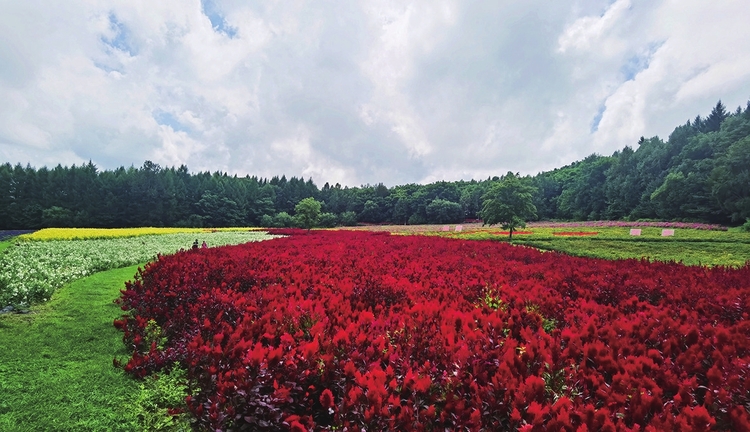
0, 265, 141, 431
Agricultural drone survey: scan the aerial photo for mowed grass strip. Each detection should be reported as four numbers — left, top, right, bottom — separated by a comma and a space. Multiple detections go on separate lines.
0, 265, 141, 432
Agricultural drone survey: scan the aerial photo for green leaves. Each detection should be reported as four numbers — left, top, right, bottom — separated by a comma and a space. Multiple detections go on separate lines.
129, 366, 193, 431
294, 197, 322, 230
479, 172, 537, 239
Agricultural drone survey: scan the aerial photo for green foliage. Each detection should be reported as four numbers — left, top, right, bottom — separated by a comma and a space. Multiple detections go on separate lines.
271, 212, 295, 228
740, 219, 750, 232
144, 319, 168, 350
41, 206, 74, 228
407, 213, 427, 225
359, 199, 384, 223
525, 303, 556, 333
175, 214, 205, 228
294, 197, 322, 230
425, 198, 464, 224
196, 192, 245, 227
129, 366, 193, 431
479, 287, 506, 311
557, 155, 613, 220
542, 363, 581, 402
317, 212, 339, 228
480, 172, 537, 239
339, 211, 358, 226
710, 136, 750, 222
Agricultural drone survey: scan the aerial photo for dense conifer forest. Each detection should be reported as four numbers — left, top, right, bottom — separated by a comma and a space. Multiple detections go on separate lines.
2, 100, 749, 229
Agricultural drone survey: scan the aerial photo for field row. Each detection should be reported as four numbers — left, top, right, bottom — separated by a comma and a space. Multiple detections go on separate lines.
0, 231, 276, 308
16, 227, 262, 241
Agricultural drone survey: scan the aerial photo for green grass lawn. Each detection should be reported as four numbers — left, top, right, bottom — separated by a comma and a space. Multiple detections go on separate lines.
0, 265, 141, 432
439, 226, 750, 267
515, 238, 750, 267
0, 241, 10, 254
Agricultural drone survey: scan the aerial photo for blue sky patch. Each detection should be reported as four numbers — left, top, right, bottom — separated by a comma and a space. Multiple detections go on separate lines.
101, 13, 136, 56
154, 111, 190, 133
93, 62, 121, 74
201, 0, 237, 38
591, 104, 606, 133
620, 41, 664, 81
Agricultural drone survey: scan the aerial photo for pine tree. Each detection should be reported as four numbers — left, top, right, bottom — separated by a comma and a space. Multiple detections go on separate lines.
704, 100, 728, 132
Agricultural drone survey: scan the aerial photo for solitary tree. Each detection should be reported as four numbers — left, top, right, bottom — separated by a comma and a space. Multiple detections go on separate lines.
294, 197, 322, 230
479, 172, 537, 240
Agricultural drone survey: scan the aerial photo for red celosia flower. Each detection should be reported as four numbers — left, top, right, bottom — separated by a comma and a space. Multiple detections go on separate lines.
113, 230, 750, 431
414, 375, 431, 393
320, 389, 334, 409
289, 420, 307, 432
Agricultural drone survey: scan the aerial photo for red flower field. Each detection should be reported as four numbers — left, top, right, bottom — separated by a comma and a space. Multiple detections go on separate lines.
115, 230, 750, 431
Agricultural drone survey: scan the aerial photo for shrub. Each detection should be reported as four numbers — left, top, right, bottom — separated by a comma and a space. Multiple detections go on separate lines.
338, 211, 358, 226
317, 212, 338, 228
128, 366, 193, 431
272, 212, 295, 228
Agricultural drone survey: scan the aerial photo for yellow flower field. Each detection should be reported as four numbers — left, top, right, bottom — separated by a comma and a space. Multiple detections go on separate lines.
18, 227, 262, 241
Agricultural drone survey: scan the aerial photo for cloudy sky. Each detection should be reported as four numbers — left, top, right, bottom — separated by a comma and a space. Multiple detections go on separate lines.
1, 1, 749, 186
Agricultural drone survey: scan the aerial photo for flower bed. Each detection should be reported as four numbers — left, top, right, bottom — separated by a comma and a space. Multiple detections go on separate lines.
529, 221, 727, 231
18, 227, 261, 241
116, 231, 750, 431
490, 231, 533, 236
552, 232, 599, 236
458, 229, 533, 236
0, 231, 275, 307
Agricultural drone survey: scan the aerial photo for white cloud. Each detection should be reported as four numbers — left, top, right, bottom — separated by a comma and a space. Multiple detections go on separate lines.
558, 0, 632, 55
1, 0, 750, 186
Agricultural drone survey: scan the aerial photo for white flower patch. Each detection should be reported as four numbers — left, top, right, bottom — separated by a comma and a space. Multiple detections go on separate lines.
0, 231, 277, 307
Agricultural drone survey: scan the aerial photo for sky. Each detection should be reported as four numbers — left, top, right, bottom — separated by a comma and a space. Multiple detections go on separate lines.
1, 0, 750, 187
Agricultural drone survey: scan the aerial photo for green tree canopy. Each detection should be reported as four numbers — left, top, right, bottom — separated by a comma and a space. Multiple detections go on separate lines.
479, 172, 537, 240
425, 198, 464, 224
294, 197, 322, 230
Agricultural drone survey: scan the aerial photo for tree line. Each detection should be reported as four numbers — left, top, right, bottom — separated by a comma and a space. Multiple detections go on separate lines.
2, 100, 749, 230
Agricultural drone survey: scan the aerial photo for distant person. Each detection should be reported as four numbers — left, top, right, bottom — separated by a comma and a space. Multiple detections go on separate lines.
201, 241, 207, 249
192, 239, 199, 250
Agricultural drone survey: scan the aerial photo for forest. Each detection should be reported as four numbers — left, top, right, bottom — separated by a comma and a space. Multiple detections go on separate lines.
1, 100, 749, 229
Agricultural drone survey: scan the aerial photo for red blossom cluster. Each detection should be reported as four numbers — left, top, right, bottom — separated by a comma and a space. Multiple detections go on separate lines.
114, 230, 750, 431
